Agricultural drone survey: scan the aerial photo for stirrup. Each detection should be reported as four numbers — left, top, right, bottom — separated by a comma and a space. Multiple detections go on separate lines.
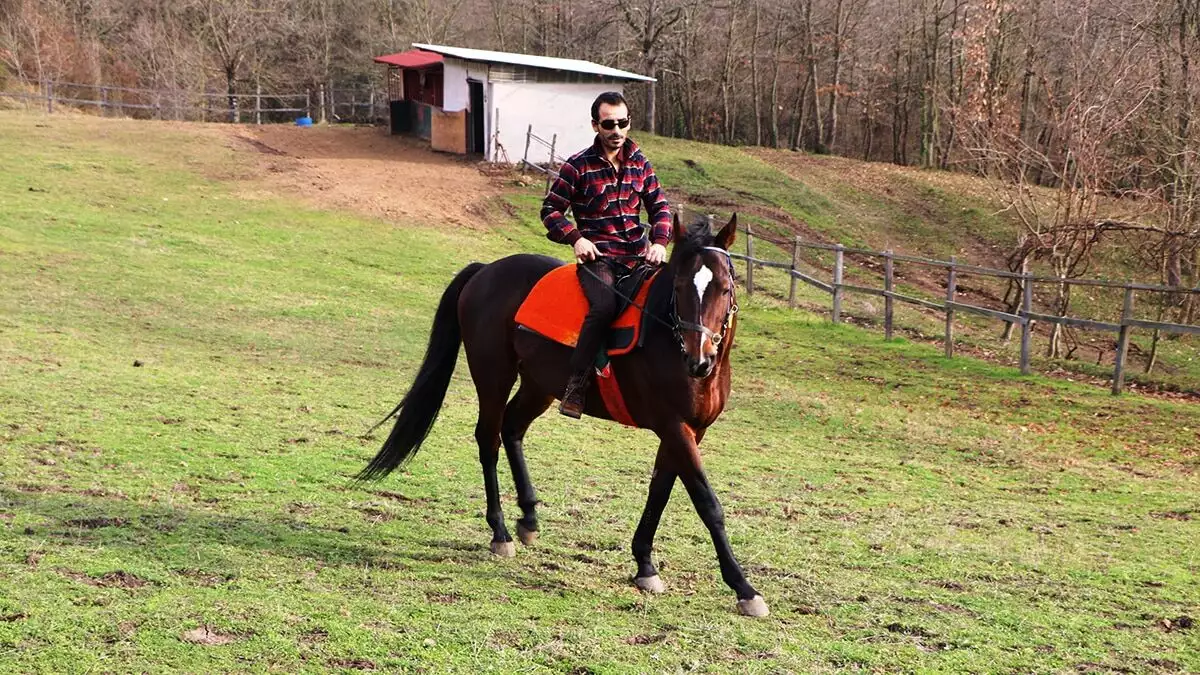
559, 372, 589, 419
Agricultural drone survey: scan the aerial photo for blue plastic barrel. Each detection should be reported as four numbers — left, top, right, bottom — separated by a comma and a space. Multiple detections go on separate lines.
295, 116, 313, 127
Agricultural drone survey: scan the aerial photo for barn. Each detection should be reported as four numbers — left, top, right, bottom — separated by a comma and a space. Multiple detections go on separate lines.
373, 44, 654, 164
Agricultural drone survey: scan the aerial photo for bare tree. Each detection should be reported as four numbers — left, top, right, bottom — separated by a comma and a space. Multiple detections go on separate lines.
0, 0, 76, 83
961, 0, 1157, 357
614, 0, 690, 134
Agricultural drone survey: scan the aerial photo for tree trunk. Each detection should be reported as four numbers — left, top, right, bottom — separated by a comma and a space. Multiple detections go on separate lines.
804, 0, 824, 152
226, 64, 238, 123
491, 0, 507, 50
769, 19, 783, 147
751, 0, 762, 146
791, 65, 812, 151
646, 57, 658, 135
919, 3, 942, 169
824, 0, 845, 152
1046, 263, 1070, 358
720, 6, 738, 143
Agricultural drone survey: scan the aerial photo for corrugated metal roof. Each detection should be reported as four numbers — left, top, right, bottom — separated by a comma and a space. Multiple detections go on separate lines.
411, 43, 655, 83
374, 49, 444, 69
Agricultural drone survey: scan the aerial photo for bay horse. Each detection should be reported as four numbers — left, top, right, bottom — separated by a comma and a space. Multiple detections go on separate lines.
360, 213, 768, 617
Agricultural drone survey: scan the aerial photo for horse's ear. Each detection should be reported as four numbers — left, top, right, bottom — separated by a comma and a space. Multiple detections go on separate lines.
715, 213, 737, 250
672, 211, 684, 244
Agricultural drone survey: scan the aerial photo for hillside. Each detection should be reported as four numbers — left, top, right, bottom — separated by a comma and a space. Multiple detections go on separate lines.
515, 133, 1200, 394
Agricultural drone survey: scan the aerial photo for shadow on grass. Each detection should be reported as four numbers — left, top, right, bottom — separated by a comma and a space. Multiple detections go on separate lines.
1, 486, 591, 592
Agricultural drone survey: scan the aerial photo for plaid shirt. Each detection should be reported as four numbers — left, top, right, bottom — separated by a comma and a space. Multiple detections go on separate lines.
541, 137, 672, 266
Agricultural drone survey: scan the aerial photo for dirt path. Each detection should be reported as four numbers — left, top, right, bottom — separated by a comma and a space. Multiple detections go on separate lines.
226, 125, 500, 228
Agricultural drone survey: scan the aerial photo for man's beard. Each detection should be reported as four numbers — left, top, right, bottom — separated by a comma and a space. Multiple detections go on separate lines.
605, 134, 624, 146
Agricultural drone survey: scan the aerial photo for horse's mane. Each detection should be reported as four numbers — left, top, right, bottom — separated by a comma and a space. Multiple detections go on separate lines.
646, 219, 718, 319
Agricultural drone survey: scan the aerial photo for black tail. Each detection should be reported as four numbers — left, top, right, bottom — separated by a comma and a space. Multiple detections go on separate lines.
358, 262, 486, 480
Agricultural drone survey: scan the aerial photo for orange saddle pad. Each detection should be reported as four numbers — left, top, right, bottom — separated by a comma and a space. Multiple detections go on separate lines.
514, 265, 658, 356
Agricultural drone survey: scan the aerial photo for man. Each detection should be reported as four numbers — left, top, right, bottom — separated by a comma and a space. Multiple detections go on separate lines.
540, 91, 672, 419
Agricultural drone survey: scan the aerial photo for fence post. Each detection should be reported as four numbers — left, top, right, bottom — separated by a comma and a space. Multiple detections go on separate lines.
944, 256, 957, 358
493, 107, 500, 161
884, 249, 894, 340
745, 226, 755, 295
1112, 285, 1135, 395
255, 82, 262, 125
522, 124, 532, 173
46, 81, 53, 114
306, 88, 312, 118
317, 85, 326, 124
789, 237, 800, 308
832, 244, 844, 323
100, 86, 108, 116
1020, 273, 1033, 374
546, 133, 557, 191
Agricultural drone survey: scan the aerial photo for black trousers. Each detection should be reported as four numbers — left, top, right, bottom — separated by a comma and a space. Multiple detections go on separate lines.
571, 258, 623, 372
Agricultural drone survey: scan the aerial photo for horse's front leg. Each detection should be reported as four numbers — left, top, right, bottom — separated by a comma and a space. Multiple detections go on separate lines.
667, 423, 768, 617
631, 443, 676, 594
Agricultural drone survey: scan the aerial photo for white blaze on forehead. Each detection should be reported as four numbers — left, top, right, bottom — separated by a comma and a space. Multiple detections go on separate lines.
692, 264, 715, 349
693, 263, 714, 302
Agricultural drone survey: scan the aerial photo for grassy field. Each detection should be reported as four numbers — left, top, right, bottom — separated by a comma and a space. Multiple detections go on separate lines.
2, 112, 1199, 673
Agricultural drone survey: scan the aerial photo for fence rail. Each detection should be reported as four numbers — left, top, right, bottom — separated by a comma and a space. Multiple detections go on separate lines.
734, 227, 1200, 395
0, 79, 384, 124
520, 125, 564, 189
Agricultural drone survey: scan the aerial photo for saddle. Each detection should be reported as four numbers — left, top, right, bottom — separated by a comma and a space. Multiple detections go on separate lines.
514, 263, 659, 357
514, 263, 657, 429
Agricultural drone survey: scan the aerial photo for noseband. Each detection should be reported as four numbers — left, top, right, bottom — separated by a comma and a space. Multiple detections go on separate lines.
672, 246, 739, 357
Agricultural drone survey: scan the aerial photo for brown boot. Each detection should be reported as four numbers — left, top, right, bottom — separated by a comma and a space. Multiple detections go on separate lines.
559, 370, 591, 419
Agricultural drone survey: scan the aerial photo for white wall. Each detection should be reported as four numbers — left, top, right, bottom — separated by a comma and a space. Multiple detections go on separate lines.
487, 81, 626, 163
441, 57, 489, 112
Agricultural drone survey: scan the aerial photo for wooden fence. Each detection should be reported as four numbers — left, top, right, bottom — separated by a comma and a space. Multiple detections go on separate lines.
734, 227, 1200, 394
519, 125, 562, 189
0, 80, 385, 125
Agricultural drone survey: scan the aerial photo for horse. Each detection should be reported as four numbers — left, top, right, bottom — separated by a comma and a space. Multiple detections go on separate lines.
359, 213, 768, 617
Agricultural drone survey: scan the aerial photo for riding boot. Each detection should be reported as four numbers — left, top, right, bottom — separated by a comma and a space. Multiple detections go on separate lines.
559, 368, 592, 419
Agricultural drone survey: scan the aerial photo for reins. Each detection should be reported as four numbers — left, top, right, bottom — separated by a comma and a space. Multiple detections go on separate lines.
577, 246, 739, 358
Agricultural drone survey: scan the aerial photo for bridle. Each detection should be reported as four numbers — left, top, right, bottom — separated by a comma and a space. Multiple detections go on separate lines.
671, 246, 739, 357
577, 246, 739, 363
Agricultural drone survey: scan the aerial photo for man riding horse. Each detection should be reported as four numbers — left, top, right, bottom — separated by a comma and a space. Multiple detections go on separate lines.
540, 91, 671, 418
361, 92, 769, 617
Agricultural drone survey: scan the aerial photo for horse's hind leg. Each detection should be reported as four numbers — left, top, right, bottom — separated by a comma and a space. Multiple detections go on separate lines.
468, 358, 520, 557
501, 384, 554, 546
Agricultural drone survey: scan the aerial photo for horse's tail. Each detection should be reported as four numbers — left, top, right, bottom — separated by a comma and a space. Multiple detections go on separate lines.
357, 262, 486, 480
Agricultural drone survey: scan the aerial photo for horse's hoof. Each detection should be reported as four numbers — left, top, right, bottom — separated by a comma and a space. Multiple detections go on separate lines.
634, 575, 665, 594
516, 523, 538, 546
490, 541, 516, 557
737, 595, 770, 617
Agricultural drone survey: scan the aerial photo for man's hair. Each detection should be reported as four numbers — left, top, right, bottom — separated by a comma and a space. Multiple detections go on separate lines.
591, 91, 628, 121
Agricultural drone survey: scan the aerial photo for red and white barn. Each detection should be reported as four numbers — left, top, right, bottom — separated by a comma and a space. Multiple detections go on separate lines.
374, 44, 654, 163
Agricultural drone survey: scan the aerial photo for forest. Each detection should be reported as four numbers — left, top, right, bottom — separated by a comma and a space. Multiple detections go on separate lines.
2, 0, 1199, 339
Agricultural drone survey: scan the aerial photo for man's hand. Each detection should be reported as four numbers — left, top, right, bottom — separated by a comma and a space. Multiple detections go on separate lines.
646, 243, 668, 265
574, 238, 600, 263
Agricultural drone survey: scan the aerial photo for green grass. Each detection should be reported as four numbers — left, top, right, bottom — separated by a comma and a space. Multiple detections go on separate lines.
2, 112, 1200, 672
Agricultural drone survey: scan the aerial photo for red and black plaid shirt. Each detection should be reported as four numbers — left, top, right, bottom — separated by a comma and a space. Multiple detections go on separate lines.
541, 137, 672, 266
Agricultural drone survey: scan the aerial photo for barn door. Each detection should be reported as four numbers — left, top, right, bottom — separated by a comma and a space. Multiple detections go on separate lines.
468, 80, 485, 154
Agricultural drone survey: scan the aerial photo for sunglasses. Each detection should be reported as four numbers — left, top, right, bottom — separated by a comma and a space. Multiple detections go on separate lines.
594, 118, 631, 130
